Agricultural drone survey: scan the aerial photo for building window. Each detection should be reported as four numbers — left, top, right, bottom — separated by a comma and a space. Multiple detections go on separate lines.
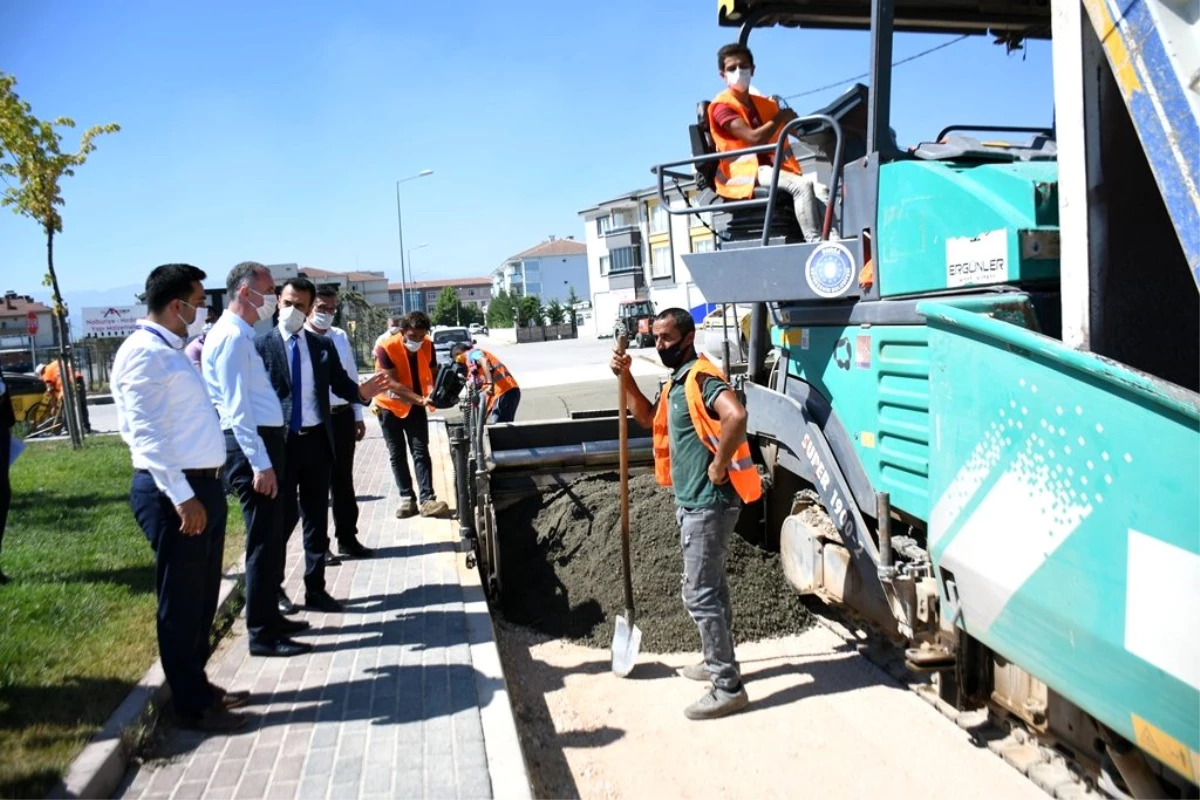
609, 246, 641, 274
524, 260, 540, 279
597, 216, 611, 236
692, 236, 715, 254
649, 203, 669, 234
610, 209, 635, 230
468, 289, 475, 296
651, 243, 672, 279
599, 255, 610, 276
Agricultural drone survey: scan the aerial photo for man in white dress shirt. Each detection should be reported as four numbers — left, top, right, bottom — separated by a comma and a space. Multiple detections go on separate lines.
203, 262, 312, 658
307, 285, 373, 560
113, 264, 249, 731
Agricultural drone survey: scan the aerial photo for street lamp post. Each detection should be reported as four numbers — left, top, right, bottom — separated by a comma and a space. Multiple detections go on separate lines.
407, 242, 429, 312
395, 169, 434, 313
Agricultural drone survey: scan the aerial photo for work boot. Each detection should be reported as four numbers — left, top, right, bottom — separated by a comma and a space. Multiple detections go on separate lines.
420, 498, 449, 518
679, 662, 709, 682
684, 685, 749, 721
396, 497, 417, 518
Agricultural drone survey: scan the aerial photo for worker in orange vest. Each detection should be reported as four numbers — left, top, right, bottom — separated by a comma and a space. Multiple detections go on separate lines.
373, 311, 449, 519
611, 307, 760, 721
450, 343, 521, 424
707, 43, 825, 242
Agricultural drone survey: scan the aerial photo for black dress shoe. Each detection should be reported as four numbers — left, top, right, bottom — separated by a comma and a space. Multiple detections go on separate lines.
337, 540, 373, 559
277, 591, 297, 615
249, 638, 313, 658
211, 686, 251, 710
278, 617, 311, 634
304, 591, 344, 613
323, 550, 342, 566
179, 706, 249, 732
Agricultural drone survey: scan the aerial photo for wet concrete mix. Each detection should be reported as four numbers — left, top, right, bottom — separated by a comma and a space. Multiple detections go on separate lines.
497, 472, 811, 652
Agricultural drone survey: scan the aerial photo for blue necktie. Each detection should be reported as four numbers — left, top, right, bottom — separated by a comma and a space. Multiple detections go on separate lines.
289, 334, 302, 433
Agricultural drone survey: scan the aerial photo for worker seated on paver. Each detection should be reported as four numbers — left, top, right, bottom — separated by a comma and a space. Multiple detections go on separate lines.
708, 42, 825, 242
451, 342, 521, 425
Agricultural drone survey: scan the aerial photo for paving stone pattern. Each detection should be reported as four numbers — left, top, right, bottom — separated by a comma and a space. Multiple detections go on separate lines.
117, 417, 495, 800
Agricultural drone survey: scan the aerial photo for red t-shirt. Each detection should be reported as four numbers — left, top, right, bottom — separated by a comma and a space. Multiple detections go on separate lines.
711, 101, 772, 166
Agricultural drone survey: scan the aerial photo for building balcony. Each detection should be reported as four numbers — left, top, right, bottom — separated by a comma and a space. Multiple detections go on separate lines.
603, 227, 642, 251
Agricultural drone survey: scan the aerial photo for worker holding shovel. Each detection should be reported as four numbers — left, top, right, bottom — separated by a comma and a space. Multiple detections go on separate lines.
610, 307, 761, 720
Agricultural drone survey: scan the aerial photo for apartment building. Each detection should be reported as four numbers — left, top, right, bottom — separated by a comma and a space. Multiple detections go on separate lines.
386, 277, 492, 316
491, 237, 589, 304
578, 181, 718, 338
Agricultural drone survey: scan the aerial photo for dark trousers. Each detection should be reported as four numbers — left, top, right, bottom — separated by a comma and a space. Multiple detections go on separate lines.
281, 428, 332, 595
0, 424, 10, 556
379, 406, 434, 503
130, 471, 227, 718
224, 427, 286, 647
330, 407, 359, 544
487, 387, 522, 425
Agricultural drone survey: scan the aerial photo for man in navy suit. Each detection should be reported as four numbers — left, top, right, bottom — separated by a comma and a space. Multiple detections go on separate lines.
255, 278, 387, 613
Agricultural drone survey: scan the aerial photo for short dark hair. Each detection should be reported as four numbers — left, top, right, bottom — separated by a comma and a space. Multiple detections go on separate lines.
281, 277, 317, 306
450, 343, 471, 355
316, 285, 339, 301
717, 43, 754, 71
655, 307, 696, 337
226, 261, 269, 296
145, 264, 206, 313
403, 311, 431, 332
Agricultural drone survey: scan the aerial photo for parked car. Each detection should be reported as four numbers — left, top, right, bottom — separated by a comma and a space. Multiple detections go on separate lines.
431, 326, 472, 366
468, 322, 488, 337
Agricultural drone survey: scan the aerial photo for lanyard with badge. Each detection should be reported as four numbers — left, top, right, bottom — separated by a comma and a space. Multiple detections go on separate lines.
136, 325, 176, 349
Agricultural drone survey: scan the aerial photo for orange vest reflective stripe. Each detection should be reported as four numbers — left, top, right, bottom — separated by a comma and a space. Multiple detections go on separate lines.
374, 335, 434, 418
706, 88, 802, 200
474, 349, 518, 414
651, 356, 762, 504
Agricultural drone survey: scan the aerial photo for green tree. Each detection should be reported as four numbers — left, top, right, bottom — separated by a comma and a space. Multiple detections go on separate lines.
545, 298, 566, 325
516, 294, 544, 327
339, 288, 387, 368
487, 289, 514, 328
566, 285, 581, 310
0, 72, 119, 447
431, 286, 462, 327
458, 303, 484, 326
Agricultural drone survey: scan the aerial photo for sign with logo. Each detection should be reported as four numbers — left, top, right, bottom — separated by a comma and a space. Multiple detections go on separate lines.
26, 312, 38, 335
804, 242, 856, 298
82, 305, 148, 338
946, 229, 1009, 288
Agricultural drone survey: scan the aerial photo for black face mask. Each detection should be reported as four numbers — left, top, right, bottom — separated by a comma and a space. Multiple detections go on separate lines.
658, 341, 690, 369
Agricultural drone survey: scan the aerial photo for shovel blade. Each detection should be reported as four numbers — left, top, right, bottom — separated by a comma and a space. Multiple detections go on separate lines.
611, 613, 642, 678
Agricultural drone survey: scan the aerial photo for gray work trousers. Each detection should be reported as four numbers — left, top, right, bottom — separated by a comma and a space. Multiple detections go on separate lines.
677, 504, 742, 691
759, 166, 825, 242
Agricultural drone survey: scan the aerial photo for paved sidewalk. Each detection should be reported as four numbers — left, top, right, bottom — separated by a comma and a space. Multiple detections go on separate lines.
116, 416, 522, 800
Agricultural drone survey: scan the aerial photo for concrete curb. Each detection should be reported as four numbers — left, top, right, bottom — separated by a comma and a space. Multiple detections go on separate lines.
430, 419, 533, 800
49, 568, 244, 799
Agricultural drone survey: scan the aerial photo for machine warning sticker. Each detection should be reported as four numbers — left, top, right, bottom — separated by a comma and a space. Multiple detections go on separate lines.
805, 242, 856, 298
946, 229, 1009, 288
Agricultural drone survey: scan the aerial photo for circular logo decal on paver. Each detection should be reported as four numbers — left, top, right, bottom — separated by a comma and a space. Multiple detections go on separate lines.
804, 242, 856, 299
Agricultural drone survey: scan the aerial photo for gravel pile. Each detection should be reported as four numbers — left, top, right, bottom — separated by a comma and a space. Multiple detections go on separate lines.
497, 472, 811, 652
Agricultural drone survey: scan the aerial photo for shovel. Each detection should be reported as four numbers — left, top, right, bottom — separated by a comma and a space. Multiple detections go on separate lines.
611, 333, 642, 678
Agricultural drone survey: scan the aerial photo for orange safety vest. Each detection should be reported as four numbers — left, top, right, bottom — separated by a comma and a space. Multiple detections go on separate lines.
706, 88, 802, 200
374, 334, 434, 418
651, 356, 762, 504
471, 349, 518, 414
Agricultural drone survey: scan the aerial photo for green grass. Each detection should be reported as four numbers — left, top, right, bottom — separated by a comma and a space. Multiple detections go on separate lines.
0, 438, 244, 799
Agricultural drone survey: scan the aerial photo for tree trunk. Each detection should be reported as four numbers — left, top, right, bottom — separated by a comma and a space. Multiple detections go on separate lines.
46, 227, 83, 448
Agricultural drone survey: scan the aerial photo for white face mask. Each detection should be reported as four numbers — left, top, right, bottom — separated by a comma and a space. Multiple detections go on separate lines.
387, 326, 401, 336
251, 289, 277, 321
403, 338, 423, 353
180, 301, 208, 339
311, 311, 335, 330
724, 67, 752, 90
277, 305, 306, 336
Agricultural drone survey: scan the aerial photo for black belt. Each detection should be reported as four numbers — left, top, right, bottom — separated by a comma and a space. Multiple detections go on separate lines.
294, 424, 323, 436
137, 467, 223, 480
331, 405, 351, 415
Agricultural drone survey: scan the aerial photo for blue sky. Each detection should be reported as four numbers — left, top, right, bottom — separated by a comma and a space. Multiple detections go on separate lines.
0, 0, 1054, 300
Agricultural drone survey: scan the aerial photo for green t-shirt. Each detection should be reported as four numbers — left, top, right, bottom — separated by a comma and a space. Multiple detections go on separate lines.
660, 357, 741, 510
